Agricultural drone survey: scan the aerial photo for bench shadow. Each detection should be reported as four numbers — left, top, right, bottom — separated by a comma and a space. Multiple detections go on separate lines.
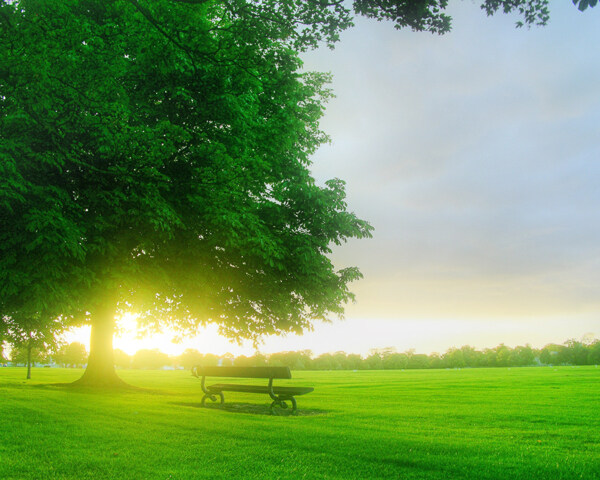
170, 401, 327, 417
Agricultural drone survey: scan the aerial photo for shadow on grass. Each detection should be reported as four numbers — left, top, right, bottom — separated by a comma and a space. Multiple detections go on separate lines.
27, 382, 148, 395
5, 380, 182, 397
171, 401, 327, 417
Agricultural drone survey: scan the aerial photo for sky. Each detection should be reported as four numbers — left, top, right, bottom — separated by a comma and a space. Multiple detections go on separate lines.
68, 1, 600, 357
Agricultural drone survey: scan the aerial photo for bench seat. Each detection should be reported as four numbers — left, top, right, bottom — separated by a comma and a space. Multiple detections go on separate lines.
207, 383, 314, 396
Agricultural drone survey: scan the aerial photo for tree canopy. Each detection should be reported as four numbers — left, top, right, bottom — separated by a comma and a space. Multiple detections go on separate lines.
1, 0, 376, 384
1, 312, 65, 377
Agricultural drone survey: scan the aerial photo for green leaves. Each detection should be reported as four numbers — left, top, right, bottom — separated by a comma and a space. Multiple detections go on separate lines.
481, 0, 551, 28
572, 0, 598, 11
0, 0, 375, 343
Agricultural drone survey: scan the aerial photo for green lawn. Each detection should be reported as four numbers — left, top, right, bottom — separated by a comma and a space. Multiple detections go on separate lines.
1, 366, 599, 479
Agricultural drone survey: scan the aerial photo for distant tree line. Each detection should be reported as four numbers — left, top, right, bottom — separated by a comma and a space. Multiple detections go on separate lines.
101, 338, 600, 370
2, 338, 599, 372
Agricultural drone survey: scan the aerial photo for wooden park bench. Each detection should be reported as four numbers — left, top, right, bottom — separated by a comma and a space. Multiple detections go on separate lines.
191, 366, 313, 415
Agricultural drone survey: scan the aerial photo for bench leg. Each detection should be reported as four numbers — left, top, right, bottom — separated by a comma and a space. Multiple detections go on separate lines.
201, 392, 224, 407
270, 396, 297, 415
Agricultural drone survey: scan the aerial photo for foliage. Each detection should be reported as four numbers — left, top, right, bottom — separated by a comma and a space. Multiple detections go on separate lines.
0, 0, 373, 352
53, 342, 88, 367
8, 345, 48, 365
113, 348, 132, 369
571, 0, 598, 12
1, 314, 64, 371
177, 348, 204, 370
233, 351, 268, 367
268, 349, 313, 369
131, 348, 171, 370
0, 326, 6, 362
133, 337, 600, 371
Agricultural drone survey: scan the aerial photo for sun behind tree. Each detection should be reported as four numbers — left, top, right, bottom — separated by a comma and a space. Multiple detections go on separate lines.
0, 0, 373, 386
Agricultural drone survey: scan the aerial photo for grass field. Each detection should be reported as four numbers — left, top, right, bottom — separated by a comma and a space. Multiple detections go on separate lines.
1, 366, 599, 479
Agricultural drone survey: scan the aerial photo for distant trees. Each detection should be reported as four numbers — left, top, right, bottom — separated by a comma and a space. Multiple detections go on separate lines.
539, 344, 567, 365
510, 345, 535, 366
3, 338, 597, 371
269, 350, 314, 370
102, 336, 600, 370
131, 349, 171, 370
177, 349, 205, 371
54, 342, 88, 368
234, 352, 268, 368
588, 341, 600, 365
444, 348, 466, 368
113, 349, 132, 369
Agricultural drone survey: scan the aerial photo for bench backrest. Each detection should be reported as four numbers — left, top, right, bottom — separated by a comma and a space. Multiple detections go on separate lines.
192, 366, 291, 379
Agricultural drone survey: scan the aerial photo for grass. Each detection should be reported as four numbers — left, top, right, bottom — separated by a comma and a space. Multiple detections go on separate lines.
1, 366, 599, 479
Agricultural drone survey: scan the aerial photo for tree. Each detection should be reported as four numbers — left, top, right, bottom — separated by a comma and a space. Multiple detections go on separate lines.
268, 350, 313, 370
1, 313, 64, 378
540, 344, 567, 365
346, 353, 363, 370
510, 345, 535, 367
313, 353, 337, 370
481, 348, 498, 367
250, 352, 269, 367
383, 352, 409, 369
201, 353, 220, 367
564, 339, 589, 365
588, 341, 600, 365
54, 342, 88, 367
429, 353, 444, 369
177, 348, 204, 370
364, 352, 384, 370
444, 347, 466, 368
1, 0, 372, 386
9, 344, 48, 366
1, 0, 594, 387
0, 323, 6, 363
407, 353, 429, 369
460, 346, 482, 368
113, 348, 132, 369
131, 349, 171, 370
495, 344, 511, 367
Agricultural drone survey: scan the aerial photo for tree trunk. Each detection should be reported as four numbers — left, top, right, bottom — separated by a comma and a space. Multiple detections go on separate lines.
72, 303, 127, 387
26, 340, 32, 380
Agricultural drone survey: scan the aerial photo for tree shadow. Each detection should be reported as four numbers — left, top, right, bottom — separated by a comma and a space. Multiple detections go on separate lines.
170, 401, 327, 417
27, 381, 147, 394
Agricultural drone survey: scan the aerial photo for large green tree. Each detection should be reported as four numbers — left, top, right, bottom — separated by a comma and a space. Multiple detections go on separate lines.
0, 0, 594, 387
1, 0, 373, 386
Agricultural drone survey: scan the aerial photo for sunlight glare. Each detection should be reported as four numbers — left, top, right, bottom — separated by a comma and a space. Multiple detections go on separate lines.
62, 313, 598, 358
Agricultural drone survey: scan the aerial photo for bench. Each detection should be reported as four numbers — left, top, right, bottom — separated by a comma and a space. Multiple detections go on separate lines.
191, 366, 313, 415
